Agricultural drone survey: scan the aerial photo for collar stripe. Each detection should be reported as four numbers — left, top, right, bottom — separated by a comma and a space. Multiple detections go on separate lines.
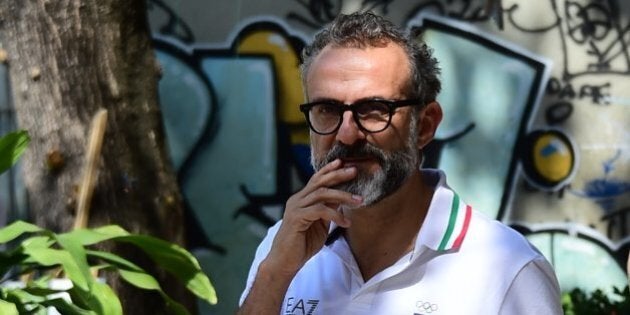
437, 193, 460, 251
452, 205, 472, 249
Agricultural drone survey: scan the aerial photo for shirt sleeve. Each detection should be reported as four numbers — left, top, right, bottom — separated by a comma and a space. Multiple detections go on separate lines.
499, 256, 563, 315
238, 220, 282, 306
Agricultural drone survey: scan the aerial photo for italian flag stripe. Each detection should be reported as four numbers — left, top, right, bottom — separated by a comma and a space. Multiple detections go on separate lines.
437, 193, 472, 251
452, 205, 472, 249
437, 193, 460, 251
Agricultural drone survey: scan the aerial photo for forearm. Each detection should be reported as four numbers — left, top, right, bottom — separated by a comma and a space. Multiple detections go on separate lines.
237, 259, 295, 315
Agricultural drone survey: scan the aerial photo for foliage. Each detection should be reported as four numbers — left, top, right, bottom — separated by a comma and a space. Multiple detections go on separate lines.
562, 286, 630, 315
0, 130, 29, 176
0, 131, 217, 314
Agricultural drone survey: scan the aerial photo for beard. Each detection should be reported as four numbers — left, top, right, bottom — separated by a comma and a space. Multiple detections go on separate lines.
310, 116, 420, 207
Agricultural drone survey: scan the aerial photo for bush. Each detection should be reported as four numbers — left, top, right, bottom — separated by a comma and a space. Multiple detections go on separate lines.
562, 286, 630, 315
0, 130, 216, 314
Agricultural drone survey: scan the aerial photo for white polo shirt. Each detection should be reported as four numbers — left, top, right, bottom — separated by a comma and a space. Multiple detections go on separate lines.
240, 170, 562, 314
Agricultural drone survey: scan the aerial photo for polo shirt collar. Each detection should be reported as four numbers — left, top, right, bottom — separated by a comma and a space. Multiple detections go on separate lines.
416, 169, 473, 252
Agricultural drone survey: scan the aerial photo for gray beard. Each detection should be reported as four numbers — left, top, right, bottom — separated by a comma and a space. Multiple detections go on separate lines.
311, 117, 420, 207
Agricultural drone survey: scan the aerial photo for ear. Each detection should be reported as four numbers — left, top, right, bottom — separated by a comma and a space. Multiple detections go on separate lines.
416, 101, 443, 150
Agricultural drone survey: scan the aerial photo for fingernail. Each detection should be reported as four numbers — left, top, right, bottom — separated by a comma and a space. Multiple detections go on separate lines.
352, 194, 362, 201
345, 166, 356, 173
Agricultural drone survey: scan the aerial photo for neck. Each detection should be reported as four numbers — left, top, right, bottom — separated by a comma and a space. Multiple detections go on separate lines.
343, 170, 434, 281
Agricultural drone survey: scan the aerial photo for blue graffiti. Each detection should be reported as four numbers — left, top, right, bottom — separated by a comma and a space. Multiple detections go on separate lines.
573, 150, 630, 212
541, 141, 561, 157
603, 149, 622, 175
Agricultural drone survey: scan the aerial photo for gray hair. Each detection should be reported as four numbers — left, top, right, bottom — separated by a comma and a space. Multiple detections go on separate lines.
300, 11, 441, 106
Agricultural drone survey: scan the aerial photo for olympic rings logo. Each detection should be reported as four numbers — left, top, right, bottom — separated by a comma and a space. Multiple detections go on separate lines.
415, 300, 438, 313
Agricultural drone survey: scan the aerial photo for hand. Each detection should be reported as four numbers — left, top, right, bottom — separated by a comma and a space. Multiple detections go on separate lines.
262, 159, 363, 278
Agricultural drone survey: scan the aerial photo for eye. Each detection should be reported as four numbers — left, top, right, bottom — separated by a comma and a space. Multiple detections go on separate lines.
313, 103, 339, 114
354, 101, 389, 117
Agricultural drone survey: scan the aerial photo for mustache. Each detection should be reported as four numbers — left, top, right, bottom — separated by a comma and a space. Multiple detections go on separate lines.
323, 142, 386, 165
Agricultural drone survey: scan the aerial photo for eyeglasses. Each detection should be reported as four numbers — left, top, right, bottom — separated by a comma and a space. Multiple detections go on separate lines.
299, 99, 423, 135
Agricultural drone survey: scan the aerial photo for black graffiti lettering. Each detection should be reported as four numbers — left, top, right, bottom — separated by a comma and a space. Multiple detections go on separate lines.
546, 101, 573, 125
579, 82, 611, 104
558, 81, 577, 99
148, 0, 195, 43
505, 3, 560, 33
546, 77, 611, 105
406, 0, 496, 24
546, 77, 562, 95
503, 0, 630, 79
566, 1, 611, 44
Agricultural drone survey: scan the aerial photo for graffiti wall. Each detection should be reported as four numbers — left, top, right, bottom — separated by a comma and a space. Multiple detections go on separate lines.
0, 0, 628, 314
143, 1, 630, 313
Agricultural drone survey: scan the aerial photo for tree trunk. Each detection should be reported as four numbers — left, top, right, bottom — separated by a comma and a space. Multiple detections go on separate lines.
0, 1, 193, 313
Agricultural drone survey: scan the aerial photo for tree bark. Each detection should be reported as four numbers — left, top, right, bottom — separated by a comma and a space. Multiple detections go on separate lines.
0, 1, 193, 313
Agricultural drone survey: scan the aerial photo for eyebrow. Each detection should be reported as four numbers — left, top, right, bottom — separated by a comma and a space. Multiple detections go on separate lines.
308, 96, 393, 104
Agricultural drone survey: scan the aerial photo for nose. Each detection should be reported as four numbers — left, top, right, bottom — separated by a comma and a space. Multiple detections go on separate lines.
335, 111, 366, 145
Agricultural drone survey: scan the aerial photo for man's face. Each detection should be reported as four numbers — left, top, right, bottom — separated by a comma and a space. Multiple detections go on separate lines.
305, 43, 421, 206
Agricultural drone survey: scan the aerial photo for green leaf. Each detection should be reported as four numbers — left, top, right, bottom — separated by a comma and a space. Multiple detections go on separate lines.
114, 235, 217, 305
118, 269, 189, 315
86, 250, 143, 272
3, 287, 47, 307
21, 286, 61, 297
21, 247, 89, 291
56, 233, 95, 291
0, 220, 42, 244
59, 225, 129, 247
85, 281, 122, 315
0, 299, 18, 315
1, 233, 53, 276
41, 297, 96, 315
118, 269, 160, 291
0, 130, 30, 175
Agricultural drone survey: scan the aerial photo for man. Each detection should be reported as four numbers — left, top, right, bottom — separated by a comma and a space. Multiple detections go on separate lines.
238, 12, 562, 314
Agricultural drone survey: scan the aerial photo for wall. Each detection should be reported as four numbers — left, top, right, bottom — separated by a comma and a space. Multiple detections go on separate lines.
146, 1, 630, 313
1, 0, 628, 314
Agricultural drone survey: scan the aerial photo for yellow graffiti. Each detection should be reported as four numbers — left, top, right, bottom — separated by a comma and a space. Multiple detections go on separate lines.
237, 30, 310, 145
532, 133, 574, 183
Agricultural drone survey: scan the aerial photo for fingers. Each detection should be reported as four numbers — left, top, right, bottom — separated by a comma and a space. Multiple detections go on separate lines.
301, 186, 361, 211
298, 159, 363, 208
300, 203, 351, 228
285, 189, 356, 228
301, 159, 359, 196
265, 159, 361, 274
284, 159, 362, 228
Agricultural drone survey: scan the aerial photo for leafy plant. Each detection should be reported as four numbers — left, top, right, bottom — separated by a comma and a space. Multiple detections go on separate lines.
0, 130, 217, 314
562, 286, 630, 315
0, 130, 29, 175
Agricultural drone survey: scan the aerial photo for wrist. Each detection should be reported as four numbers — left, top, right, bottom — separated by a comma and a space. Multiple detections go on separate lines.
258, 257, 299, 285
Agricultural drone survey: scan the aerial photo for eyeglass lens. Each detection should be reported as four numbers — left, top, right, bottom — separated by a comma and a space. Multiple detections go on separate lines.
309, 101, 391, 133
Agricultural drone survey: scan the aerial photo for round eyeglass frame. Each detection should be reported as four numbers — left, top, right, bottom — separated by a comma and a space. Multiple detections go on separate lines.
299, 98, 423, 135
